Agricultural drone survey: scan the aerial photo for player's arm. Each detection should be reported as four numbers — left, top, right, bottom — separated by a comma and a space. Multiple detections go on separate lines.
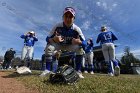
46, 24, 64, 44
90, 40, 94, 47
20, 32, 30, 39
34, 37, 38, 41
46, 24, 58, 43
96, 34, 101, 44
111, 32, 118, 41
72, 26, 86, 46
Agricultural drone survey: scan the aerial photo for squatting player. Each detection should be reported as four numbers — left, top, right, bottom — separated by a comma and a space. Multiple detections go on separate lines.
40, 7, 86, 78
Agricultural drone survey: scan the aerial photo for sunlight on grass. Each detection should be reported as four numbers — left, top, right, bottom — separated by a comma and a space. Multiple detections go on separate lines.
5, 70, 140, 93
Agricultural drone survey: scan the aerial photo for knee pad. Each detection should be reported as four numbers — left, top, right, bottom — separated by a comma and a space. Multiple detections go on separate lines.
45, 45, 55, 56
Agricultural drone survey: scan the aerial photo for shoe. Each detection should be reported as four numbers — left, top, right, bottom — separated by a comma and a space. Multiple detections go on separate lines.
90, 71, 94, 74
39, 70, 50, 77
114, 66, 120, 76
84, 71, 88, 73
77, 70, 82, 73
108, 73, 114, 76
77, 72, 84, 78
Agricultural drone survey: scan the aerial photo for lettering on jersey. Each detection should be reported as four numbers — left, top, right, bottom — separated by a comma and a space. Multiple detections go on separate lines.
60, 36, 73, 44
103, 33, 111, 40
55, 27, 79, 45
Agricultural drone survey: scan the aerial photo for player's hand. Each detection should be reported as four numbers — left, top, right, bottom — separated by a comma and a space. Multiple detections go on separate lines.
24, 32, 30, 36
33, 32, 36, 36
72, 38, 82, 45
55, 50, 61, 59
53, 32, 64, 43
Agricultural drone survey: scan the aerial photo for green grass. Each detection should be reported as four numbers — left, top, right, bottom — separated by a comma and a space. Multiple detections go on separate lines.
5, 70, 140, 93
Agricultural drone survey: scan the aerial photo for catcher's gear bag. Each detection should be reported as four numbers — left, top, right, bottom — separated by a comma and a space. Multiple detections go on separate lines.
49, 65, 79, 84
58, 51, 76, 67
16, 66, 32, 74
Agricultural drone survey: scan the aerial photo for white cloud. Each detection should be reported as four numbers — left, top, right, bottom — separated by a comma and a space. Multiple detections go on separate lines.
81, 21, 91, 31
35, 32, 47, 47
116, 49, 140, 58
96, 1, 107, 10
116, 53, 123, 57
112, 3, 118, 7
96, 1, 118, 12
96, 2, 101, 6
0, 0, 139, 59
131, 49, 140, 56
102, 2, 107, 10
0, 46, 7, 56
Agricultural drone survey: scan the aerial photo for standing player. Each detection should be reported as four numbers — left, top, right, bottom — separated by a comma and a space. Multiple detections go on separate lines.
2, 48, 16, 69
96, 26, 120, 76
20, 31, 38, 68
84, 38, 94, 74
40, 7, 86, 78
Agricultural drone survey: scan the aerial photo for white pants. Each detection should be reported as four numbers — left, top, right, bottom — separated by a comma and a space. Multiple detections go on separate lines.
102, 43, 115, 62
85, 52, 94, 65
21, 45, 34, 60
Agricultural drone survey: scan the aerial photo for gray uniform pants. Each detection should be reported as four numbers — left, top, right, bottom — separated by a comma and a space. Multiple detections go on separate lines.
21, 45, 34, 60
102, 43, 115, 73
102, 43, 115, 62
85, 52, 94, 65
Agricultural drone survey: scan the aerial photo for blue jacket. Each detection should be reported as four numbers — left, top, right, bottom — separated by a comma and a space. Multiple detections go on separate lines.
85, 40, 93, 53
96, 31, 118, 45
46, 22, 86, 47
20, 34, 38, 46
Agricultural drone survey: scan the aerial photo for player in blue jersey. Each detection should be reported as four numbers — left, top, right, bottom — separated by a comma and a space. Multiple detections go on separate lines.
40, 7, 86, 78
20, 31, 38, 68
84, 38, 94, 74
96, 26, 120, 76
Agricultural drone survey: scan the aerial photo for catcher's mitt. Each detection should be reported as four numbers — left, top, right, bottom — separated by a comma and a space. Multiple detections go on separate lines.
49, 65, 79, 84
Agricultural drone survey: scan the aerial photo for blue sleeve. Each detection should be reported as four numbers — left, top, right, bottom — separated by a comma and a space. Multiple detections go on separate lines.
90, 42, 93, 47
89, 39, 94, 47
34, 37, 38, 41
81, 40, 87, 50
46, 34, 55, 43
20, 35, 25, 39
111, 32, 118, 41
46, 24, 59, 43
46, 36, 51, 42
96, 34, 101, 44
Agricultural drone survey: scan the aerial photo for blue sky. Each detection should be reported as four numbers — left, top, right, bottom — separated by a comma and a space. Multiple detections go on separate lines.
0, 0, 140, 59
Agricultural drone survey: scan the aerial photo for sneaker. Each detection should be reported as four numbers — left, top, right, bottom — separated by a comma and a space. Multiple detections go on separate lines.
108, 73, 114, 76
90, 71, 94, 74
84, 71, 88, 73
39, 70, 50, 77
77, 70, 82, 73
77, 72, 84, 78
114, 66, 120, 76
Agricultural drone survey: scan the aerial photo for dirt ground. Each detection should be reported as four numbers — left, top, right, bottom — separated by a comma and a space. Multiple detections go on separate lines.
0, 71, 39, 93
